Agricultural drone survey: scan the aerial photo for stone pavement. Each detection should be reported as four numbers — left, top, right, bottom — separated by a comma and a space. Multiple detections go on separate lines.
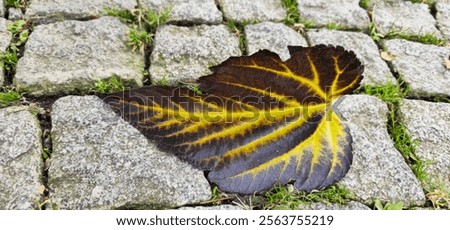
0, 0, 449, 210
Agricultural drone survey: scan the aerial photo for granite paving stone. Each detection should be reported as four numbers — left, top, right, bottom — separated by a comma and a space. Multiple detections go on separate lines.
436, 3, 450, 40
399, 100, 450, 191
25, 0, 137, 22
218, 0, 286, 23
0, 107, 44, 210
299, 201, 371, 210
336, 95, 426, 207
0, 18, 12, 86
49, 96, 211, 209
178, 205, 243, 210
308, 29, 395, 86
383, 39, 450, 97
8, 7, 24, 21
0, 0, 4, 18
140, 0, 222, 24
149, 24, 241, 83
245, 22, 308, 61
14, 17, 144, 96
373, 1, 441, 37
297, 0, 369, 30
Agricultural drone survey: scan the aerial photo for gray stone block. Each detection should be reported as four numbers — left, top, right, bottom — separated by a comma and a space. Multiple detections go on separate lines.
383, 39, 450, 97
299, 201, 371, 210
149, 24, 241, 83
25, 0, 137, 22
336, 95, 426, 207
14, 17, 144, 96
436, 3, 450, 40
0, 107, 44, 210
49, 96, 211, 209
0, 19, 12, 86
373, 1, 441, 37
8, 8, 24, 21
297, 0, 369, 30
399, 100, 450, 191
140, 0, 222, 24
245, 22, 307, 61
218, 0, 286, 23
308, 29, 395, 86
179, 205, 243, 210
0, 1, 4, 18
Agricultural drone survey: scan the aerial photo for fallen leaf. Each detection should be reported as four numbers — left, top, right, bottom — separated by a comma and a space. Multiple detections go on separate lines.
99, 45, 364, 194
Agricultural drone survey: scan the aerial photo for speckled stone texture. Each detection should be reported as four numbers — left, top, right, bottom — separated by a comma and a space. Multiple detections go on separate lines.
299, 201, 371, 210
245, 22, 308, 61
308, 29, 394, 86
383, 39, 450, 97
179, 205, 243, 210
400, 100, 450, 191
297, 0, 369, 30
140, 0, 222, 24
13, 17, 144, 96
25, 0, 136, 22
218, 0, 286, 23
0, 19, 11, 85
336, 95, 426, 207
373, 1, 441, 37
436, 3, 450, 40
49, 96, 211, 209
0, 107, 44, 210
149, 24, 241, 83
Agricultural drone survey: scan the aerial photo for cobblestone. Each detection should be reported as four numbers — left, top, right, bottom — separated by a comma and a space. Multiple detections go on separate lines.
0, 18, 11, 86
308, 29, 394, 86
298, 0, 369, 30
218, 0, 286, 23
245, 22, 307, 60
140, 0, 222, 24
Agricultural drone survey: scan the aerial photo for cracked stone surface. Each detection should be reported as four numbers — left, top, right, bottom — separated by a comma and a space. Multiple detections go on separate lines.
436, 3, 450, 40
297, 0, 369, 30
149, 24, 241, 83
49, 96, 211, 209
140, 0, 222, 24
400, 100, 450, 191
245, 22, 308, 61
336, 95, 426, 207
383, 39, 450, 97
299, 201, 371, 210
218, 0, 286, 23
308, 29, 395, 86
25, 0, 136, 22
14, 17, 144, 96
0, 107, 44, 210
0, 18, 11, 86
373, 1, 441, 37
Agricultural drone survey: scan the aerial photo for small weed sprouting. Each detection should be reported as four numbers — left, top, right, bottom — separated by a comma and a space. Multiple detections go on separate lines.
385, 32, 447, 46
263, 184, 354, 210
156, 75, 170, 86
142, 8, 171, 31
0, 88, 21, 108
426, 189, 450, 209
94, 75, 126, 93
106, 8, 137, 24
326, 23, 344, 30
4, 0, 26, 8
128, 28, 151, 53
0, 20, 30, 76
374, 200, 404, 210
359, 0, 371, 9
282, 0, 300, 26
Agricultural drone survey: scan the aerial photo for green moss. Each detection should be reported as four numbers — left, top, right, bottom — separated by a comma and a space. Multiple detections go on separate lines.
94, 75, 126, 93
385, 32, 447, 46
326, 23, 345, 30
282, 0, 300, 26
4, 0, 26, 8
359, 0, 371, 9
0, 88, 21, 108
263, 185, 355, 210
374, 200, 404, 210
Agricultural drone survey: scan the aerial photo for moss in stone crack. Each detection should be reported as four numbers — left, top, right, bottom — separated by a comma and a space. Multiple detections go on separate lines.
0, 87, 21, 108
282, 0, 300, 26
93, 75, 126, 93
106, 8, 138, 24
326, 23, 345, 31
359, 0, 371, 10
373, 199, 404, 210
4, 0, 27, 9
262, 184, 355, 210
226, 20, 258, 54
